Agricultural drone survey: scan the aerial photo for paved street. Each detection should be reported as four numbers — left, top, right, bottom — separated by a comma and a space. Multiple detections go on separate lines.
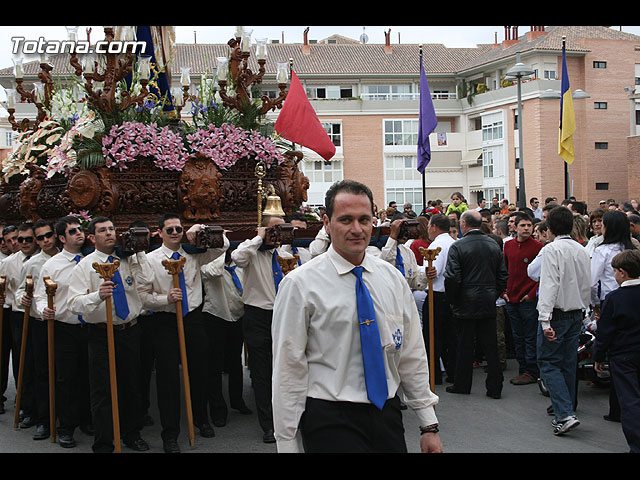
0, 358, 629, 454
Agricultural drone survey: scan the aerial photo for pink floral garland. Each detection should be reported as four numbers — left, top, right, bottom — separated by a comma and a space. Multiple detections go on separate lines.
101, 121, 285, 172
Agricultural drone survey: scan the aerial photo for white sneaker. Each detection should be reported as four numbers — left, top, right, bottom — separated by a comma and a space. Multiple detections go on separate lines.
552, 416, 580, 436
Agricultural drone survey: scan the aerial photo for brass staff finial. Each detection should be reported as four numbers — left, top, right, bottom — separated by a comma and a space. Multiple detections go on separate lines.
162, 256, 187, 276
92, 260, 121, 281
277, 255, 299, 276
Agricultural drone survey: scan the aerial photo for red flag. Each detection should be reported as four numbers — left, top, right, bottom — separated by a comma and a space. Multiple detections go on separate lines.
275, 69, 336, 161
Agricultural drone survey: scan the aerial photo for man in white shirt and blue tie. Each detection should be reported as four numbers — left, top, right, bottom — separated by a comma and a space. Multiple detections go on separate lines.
272, 180, 442, 453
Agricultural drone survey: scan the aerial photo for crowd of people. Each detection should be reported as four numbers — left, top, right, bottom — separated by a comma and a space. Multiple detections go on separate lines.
0, 182, 638, 453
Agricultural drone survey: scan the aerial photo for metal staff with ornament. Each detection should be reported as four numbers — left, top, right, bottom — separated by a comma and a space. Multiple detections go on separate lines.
419, 247, 441, 393
91, 261, 123, 453
43, 276, 58, 443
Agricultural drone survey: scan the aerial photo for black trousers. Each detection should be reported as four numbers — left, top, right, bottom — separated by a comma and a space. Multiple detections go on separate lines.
242, 305, 273, 433
152, 306, 209, 441
54, 321, 91, 436
300, 396, 407, 453
88, 322, 143, 453
1, 307, 13, 402
609, 352, 640, 453
29, 318, 50, 426
452, 315, 503, 395
202, 312, 246, 422
137, 314, 156, 419
422, 291, 457, 383
10, 310, 35, 415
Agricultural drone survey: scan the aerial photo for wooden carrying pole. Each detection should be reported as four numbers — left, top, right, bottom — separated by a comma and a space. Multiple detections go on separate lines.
92, 261, 122, 453
162, 256, 195, 447
419, 247, 441, 393
43, 276, 58, 443
14, 275, 34, 428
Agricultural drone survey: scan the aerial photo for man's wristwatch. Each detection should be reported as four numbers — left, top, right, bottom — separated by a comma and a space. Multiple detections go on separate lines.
419, 423, 439, 434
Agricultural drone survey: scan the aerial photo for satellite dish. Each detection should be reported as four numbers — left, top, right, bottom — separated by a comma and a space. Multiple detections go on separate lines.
360, 27, 368, 44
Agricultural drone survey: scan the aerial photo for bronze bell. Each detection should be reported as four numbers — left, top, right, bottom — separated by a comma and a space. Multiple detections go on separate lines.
262, 184, 285, 217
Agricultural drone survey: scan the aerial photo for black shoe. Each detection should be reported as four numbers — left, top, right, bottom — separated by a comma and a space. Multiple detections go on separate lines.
125, 438, 150, 452
231, 403, 253, 415
58, 434, 76, 448
0, 402, 4, 414
486, 391, 501, 399
163, 438, 181, 453
603, 414, 621, 422
263, 429, 276, 444
197, 423, 215, 438
446, 386, 470, 394
212, 417, 227, 427
19, 415, 36, 429
79, 423, 95, 436
33, 424, 50, 440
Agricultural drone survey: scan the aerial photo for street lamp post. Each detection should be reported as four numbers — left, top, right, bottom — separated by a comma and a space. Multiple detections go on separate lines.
505, 53, 534, 209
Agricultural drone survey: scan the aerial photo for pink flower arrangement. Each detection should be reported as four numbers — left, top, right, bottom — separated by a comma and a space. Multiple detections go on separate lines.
101, 122, 190, 171
186, 123, 285, 170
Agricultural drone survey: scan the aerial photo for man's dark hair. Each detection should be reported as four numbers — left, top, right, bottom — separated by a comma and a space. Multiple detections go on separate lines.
33, 219, 54, 232
325, 180, 374, 220
129, 220, 150, 229
529, 197, 538, 205
537, 221, 549, 232
158, 213, 181, 231
285, 212, 308, 226
518, 207, 535, 220
571, 201, 587, 216
629, 214, 640, 227
621, 202, 635, 213
429, 213, 450, 232
17, 222, 34, 233
513, 212, 533, 227
546, 206, 574, 236
2, 225, 17, 237
88, 216, 112, 235
542, 203, 557, 214
479, 208, 492, 222
55, 216, 82, 237
611, 249, 640, 278
495, 219, 509, 236
544, 197, 555, 205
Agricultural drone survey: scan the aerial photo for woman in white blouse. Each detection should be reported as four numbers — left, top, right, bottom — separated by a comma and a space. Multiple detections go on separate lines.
590, 210, 637, 309
585, 208, 605, 258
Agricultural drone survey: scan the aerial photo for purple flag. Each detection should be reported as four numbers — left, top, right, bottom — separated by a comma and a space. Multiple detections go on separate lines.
417, 56, 438, 174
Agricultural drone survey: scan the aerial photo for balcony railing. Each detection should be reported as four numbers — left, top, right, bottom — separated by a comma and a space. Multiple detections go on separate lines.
359, 92, 457, 101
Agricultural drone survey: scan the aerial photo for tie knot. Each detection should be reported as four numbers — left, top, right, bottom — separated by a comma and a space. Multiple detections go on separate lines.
108, 255, 114, 263
172, 251, 181, 261
74, 255, 81, 264
352, 266, 364, 279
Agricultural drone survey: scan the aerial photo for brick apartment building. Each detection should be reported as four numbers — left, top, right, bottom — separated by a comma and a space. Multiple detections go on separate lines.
2, 25, 639, 212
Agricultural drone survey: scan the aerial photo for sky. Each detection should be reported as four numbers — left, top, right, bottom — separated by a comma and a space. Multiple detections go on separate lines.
2, 25, 640, 104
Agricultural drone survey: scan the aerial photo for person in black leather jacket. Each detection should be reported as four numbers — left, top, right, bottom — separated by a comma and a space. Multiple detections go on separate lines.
444, 210, 509, 398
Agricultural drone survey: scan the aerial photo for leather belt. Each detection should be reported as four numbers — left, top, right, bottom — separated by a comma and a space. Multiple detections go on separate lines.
93, 318, 138, 331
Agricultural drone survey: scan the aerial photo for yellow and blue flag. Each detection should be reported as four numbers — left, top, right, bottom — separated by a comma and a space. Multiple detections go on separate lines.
559, 41, 576, 165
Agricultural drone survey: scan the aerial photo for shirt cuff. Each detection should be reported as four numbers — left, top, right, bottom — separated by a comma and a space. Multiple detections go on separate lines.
413, 405, 438, 428
540, 320, 551, 330
275, 437, 301, 453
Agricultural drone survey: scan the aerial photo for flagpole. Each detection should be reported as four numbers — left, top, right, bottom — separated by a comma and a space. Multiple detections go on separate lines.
420, 45, 427, 213
562, 36, 570, 199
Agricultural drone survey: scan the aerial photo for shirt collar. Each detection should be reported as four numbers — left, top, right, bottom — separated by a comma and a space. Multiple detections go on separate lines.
61, 248, 83, 261
621, 278, 640, 288
93, 249, 118, 263
328, 244, 375, 275
160, 243, 185, 259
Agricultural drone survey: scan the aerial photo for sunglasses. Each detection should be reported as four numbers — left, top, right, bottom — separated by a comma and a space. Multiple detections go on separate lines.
36, 231, 55, 241
165, 226, 183, 235
67, 226, 83, 235
17, 236, 34, 243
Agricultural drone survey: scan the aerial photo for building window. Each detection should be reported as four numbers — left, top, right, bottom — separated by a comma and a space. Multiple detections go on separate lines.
593, 61, 607, 69
595, 142, 609, 150
384, 119, 419, 146
307, 85, 353, 99
482, 120, 503, 141
5, 131, 12, 147
363, 84, 415, 101
544, 70, 557, 79
594, 102, 608, 109
484, 187, 505, 202
322, 123, 342, 147
384, 156, 422, 182
595, 182, 609, 190
303, 160, 343, 184
385, 187, 423, 215
482, 149, 494, 178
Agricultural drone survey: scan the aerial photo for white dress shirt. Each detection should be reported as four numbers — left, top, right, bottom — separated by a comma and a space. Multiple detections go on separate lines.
68, 249, 152, 325
140, 239, 229, 314
16, 249, 56, 320
279, 244, 312, 265
424, 232, 455, 293
0, 250, 36, 311
537, 236, 591, 330
231, 236, 293, 311
309, 226, 330, 258
379, 237, 426, 291
272, 244, 439, 453
33, 249, 86, 325
201, 255, 244, 322
590, 242, 624, 306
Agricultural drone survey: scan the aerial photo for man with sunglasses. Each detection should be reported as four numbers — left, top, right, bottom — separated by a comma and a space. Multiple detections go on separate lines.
33, 216, 92, 448
1, 225, 20, 414
15, 219, 59, 441
0, 223, 40, 427
68, 216, 153, 453
139, 214, 229, 453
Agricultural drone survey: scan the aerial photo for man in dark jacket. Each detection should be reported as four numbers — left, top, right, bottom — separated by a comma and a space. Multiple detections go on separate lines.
444, 210, 509, 398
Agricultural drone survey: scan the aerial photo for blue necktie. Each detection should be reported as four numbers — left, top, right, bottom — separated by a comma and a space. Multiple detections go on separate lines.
351, 266, 388, 410
73, 255, 86, 324
172, 252, 189, 313
395, 247, 405, 276
291, 246, 302, 266
107, 255, 130, 321
272, 250, 284, 293
224, 265, 243, 293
